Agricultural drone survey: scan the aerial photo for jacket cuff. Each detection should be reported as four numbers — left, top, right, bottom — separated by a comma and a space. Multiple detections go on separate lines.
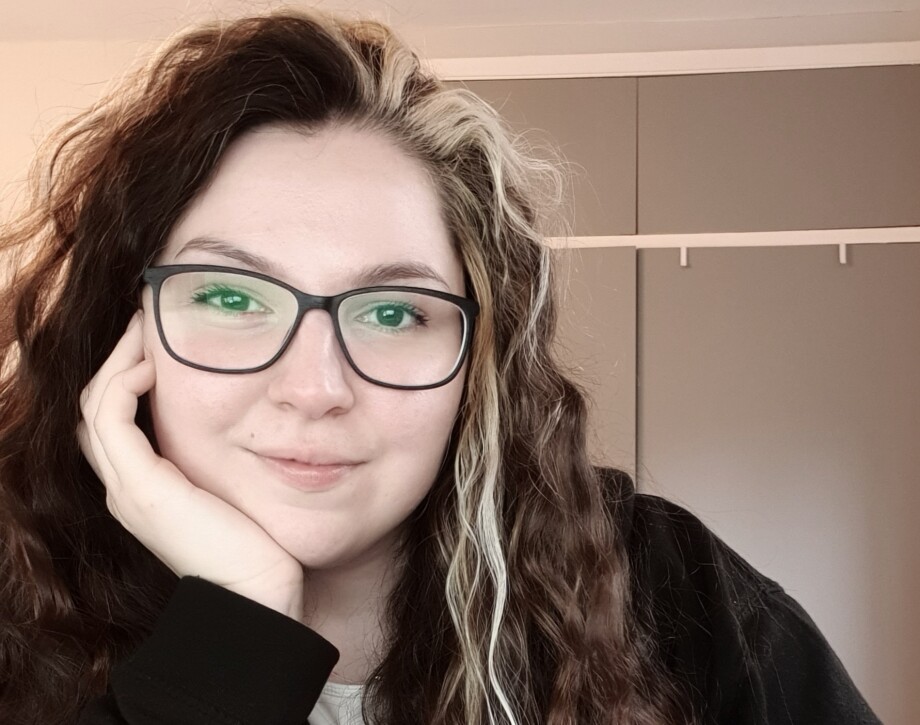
112, 576, 339, 724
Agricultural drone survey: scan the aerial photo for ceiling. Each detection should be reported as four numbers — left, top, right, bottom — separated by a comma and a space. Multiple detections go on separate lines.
4, 0, 920, 55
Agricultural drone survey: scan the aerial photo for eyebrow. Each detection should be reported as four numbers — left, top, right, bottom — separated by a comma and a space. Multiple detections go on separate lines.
352, 262, 450, 289
175, 238, 286, 278
174, 237, 452, 290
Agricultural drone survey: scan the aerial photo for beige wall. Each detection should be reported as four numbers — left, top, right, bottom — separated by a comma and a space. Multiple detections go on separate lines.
0, 40, 150, 220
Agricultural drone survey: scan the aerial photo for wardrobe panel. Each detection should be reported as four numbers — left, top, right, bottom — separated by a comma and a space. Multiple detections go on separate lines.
638, 66, 920, 233
637, 243, 920, 724
452, 78, 637, 236
553, 246, 636, 476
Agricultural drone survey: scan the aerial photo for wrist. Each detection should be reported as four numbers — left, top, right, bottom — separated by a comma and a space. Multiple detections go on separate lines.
222, 568, 304, 620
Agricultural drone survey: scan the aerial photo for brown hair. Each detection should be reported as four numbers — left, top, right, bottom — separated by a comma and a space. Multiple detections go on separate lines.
0, 10, 692, 724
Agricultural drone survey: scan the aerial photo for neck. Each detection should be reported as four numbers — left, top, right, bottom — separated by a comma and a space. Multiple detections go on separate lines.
302, 544, 400, 685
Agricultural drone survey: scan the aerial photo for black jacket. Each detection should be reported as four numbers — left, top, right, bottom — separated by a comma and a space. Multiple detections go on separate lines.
78, 470, 881, 724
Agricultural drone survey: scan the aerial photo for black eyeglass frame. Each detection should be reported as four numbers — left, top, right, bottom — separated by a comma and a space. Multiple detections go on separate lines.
142, 264, 480, 391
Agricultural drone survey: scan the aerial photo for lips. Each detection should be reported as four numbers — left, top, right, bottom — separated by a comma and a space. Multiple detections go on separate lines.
253, 449, 363, 466
251, 449, 363, 491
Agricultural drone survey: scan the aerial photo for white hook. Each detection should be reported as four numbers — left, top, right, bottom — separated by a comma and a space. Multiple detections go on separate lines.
839, 243, 847, 264
680, 246, 688, 267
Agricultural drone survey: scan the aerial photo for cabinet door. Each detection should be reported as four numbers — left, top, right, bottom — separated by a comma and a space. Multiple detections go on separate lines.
553, 246, 636, 475
637, 242, 920, 724
639, 66, 920, 233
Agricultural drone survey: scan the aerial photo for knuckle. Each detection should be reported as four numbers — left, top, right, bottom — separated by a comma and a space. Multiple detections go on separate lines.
105, 492, 119, 518
75, 422, 90, 451
79, 385, 92, 413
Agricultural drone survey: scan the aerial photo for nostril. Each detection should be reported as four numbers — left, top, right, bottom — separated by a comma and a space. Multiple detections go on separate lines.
265, 328, 357, 417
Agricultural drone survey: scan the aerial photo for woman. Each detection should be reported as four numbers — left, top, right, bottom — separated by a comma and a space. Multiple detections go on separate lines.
0, 9, 879, 725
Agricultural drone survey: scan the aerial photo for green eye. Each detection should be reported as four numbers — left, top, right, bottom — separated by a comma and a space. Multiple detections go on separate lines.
354, 301, 428, 332
374, 305, 406, 327
192, 285, 265, 313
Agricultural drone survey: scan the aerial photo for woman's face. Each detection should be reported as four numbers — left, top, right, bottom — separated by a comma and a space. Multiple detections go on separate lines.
142, 124, 466, 572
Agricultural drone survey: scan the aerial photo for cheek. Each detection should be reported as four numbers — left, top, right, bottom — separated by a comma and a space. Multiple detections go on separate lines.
148, 367, 215, 459
147, 372, 258, 503
381, 376, 465, 470
144, 332, 252, 471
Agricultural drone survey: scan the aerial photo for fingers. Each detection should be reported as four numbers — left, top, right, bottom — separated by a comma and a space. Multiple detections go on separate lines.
76, 420, 102, 479
93, 358, 160, 481
79, 311, 154, 491
73, 312, 304, 599
79, 312, 146, 416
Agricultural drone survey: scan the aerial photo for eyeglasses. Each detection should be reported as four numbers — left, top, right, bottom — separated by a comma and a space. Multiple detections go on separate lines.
142, 264, 479, 390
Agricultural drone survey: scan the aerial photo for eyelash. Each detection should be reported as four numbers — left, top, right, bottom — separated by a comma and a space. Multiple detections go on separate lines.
191, 285, 269, 313
355, 301, 430, 329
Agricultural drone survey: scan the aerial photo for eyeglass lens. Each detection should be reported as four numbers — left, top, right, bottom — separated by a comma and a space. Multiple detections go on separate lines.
156, 269, 467, 387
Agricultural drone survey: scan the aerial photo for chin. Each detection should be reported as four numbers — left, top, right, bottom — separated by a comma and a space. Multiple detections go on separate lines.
281, 526, 401, 573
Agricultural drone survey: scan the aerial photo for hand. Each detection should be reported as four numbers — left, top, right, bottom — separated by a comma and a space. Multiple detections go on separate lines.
77, 312, 304, 618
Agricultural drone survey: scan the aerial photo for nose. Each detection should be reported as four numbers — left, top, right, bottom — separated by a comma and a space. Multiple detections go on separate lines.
265, 310, 356, 418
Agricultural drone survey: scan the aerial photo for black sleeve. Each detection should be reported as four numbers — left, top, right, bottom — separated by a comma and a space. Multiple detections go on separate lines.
719, 584, 881, 725
78, 577, 339, 725
628, 493, 882, 725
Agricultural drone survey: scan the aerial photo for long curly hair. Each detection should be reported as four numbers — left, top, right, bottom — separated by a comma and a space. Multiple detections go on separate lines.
0, 9, 693, 724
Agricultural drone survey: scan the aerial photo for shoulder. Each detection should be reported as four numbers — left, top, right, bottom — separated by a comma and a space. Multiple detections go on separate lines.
596, 467, 776, 613
596, 467, 880, 724
627, 487, 779, 618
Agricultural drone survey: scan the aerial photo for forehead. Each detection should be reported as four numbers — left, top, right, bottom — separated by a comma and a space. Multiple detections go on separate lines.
162, 124, 463, 295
